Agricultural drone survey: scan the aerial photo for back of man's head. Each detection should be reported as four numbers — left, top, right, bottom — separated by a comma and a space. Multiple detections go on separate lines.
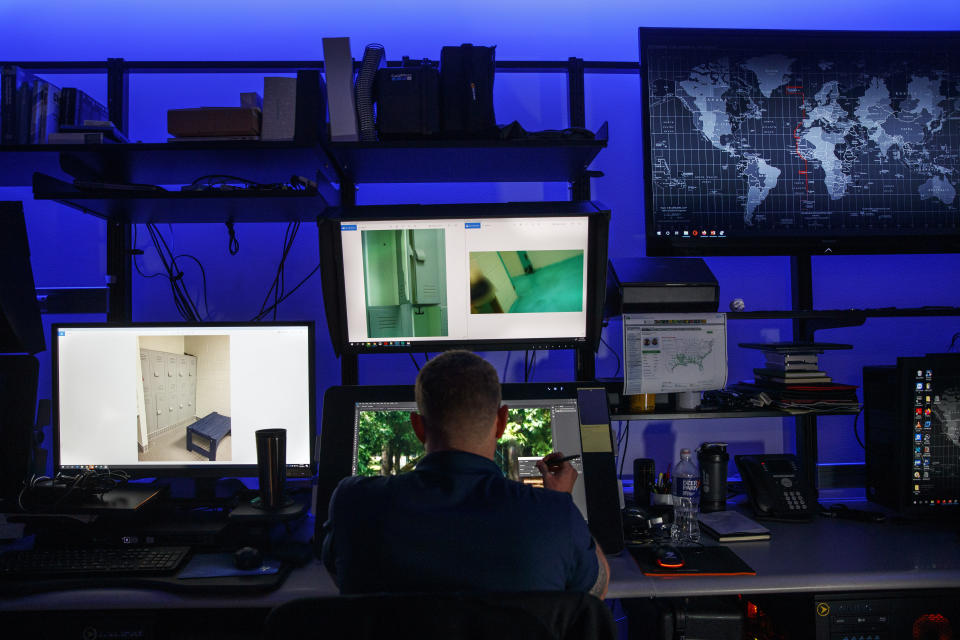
415, 350, 502, 447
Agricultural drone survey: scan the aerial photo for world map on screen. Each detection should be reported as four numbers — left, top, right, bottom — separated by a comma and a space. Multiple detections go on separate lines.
646, 42, 960, 234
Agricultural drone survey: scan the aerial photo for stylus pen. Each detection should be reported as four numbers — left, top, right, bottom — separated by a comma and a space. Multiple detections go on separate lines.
547, 454, 581, 466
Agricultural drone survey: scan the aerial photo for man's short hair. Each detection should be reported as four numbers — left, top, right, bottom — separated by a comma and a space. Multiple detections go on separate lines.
415, 350, 501, 443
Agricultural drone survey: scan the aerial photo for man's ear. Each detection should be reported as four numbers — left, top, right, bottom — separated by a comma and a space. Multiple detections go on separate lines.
494, 404, 509, 440
410, 412, 427, 445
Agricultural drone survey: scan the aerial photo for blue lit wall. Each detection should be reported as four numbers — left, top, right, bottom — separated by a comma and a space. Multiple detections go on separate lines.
4, 0, 960, 481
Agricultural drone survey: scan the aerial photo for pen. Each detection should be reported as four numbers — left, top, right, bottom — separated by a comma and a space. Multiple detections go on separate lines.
547, 454, 582, 466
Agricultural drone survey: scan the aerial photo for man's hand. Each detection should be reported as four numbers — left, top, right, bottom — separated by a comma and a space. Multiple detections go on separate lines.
537, 451, 578, 493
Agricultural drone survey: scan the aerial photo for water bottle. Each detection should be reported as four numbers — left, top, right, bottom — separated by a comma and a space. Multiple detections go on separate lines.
670, 448, 701, 543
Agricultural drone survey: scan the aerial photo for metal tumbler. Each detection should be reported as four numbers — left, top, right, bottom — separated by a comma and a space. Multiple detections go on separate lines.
255, 428, 287, 509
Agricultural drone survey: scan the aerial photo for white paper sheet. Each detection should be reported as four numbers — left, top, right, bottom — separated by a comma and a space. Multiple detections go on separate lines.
622, 313, 728, 395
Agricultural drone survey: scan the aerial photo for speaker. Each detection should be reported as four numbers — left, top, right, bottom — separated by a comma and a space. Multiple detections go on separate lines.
0, 355, 39, 506
633, 458, 655, 507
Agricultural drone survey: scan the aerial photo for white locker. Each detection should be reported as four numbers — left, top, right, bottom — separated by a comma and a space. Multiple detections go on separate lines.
144, 392, 158, 435
140, 348, 199, 436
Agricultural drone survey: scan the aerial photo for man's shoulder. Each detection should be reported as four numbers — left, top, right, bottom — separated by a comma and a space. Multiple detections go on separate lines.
492, 476, 580, 516
336, 474, 392, 491
332, 474, 393, 503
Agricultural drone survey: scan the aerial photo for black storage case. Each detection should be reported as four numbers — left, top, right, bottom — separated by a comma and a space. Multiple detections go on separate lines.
374, 63, 440, 139
605, 257, 719, 317
439, 44, 498, 138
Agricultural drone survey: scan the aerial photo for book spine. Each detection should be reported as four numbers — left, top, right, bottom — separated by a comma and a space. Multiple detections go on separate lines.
48, 131, 104, 144
754, 368, 826, 377
42, 86, 60, 143
77, 89, 108, 125
1, 68, 13, 145
31, 81, 45, 144
764, 354, 818, 365
17, 76, 33, 144
59, 87, 75, 128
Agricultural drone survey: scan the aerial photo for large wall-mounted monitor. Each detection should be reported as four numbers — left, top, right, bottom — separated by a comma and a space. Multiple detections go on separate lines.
52, 322, 316, 479
640, 28, 960, 256
319, 202, 610, 355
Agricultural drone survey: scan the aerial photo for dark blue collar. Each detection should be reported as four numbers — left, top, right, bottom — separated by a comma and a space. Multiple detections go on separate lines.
414, 450, 502, 476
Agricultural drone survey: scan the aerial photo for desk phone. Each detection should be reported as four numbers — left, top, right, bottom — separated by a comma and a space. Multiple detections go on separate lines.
735, 454, 817, 521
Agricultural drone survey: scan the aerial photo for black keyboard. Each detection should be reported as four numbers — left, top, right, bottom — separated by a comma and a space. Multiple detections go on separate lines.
0, 546, 191, 578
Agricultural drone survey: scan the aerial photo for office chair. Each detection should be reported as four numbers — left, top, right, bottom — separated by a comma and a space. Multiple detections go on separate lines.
263, 591, 617, 640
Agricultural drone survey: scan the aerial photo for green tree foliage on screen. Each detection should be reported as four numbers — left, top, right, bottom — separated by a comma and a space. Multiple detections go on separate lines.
496, 408, 553, 472
356, 410, 424, 477
357, 407, 552, 478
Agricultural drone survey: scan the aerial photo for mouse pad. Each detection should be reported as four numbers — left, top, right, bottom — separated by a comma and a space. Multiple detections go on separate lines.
629, 545, 756, 576
177, 552, 281, 579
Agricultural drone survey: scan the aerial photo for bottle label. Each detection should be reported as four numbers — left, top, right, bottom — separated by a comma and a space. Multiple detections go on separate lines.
674, 477, 699, 499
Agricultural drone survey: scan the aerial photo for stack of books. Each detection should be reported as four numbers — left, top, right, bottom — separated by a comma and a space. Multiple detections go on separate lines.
732, 342, 860, 414
2, 66, 122, 144
753, 351, 831, 384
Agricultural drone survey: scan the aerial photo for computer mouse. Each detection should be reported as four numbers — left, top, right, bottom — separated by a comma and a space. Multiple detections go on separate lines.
234, 546, 262, 570
655, 544, 685, 569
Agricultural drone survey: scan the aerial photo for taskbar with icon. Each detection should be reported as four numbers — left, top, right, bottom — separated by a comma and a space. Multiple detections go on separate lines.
350, 341, 413, 349
655, 228, 726, 238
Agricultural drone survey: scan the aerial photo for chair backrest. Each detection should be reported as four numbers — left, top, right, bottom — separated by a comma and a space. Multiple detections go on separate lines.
263, 591, 617, 640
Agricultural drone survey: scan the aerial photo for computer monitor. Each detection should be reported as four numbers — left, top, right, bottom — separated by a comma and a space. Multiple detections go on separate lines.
374, 387, 582, 519
319, 383, 587, 518
319, 202, 610, 354
639, 27, 960, 256
52, 322, 316, 479
317, 382, 625, 553
864, 353, 960, 517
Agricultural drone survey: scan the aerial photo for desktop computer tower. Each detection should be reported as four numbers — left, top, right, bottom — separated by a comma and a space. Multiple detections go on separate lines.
813, 590, 959, 640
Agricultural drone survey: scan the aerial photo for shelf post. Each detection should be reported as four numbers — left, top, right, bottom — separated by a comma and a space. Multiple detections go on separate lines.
106, 58, 129, 137
341, 354, 359, 386
568, 57, 594, 376
567, 57, 592, 202
566, 57, 586, 129
575, 348, 596, 382
790, 254, 818, 489
106, 221, 132, 322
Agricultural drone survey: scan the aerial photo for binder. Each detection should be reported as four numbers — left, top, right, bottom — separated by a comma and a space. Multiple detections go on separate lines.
322, 37, 359, 142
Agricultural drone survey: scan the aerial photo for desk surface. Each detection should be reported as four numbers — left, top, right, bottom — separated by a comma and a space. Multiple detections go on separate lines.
608, 507, 960, 599
3, 508, 959, 610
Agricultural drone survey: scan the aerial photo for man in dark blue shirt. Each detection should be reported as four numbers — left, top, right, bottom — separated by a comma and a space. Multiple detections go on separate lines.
322, 350, 609, 598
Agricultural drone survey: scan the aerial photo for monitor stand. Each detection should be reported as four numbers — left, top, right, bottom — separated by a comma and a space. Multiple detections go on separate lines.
163, 477, 250, 507
230, 495, 307, 521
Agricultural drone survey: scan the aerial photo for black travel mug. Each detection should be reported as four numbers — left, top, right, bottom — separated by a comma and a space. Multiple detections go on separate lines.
697, 442, 729, 513
255, 428, 287, 509
633, 458, 655, 507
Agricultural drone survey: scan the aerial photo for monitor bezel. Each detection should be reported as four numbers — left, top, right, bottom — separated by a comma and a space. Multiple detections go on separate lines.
639, 27, 960, 257
319, 202, 610, 355
51, 320, 317, 480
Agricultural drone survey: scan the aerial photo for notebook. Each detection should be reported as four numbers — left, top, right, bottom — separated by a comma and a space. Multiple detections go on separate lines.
698, 510, 771, 543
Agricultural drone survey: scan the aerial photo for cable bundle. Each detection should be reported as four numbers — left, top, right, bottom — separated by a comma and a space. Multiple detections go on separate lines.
355, 43, 385, 142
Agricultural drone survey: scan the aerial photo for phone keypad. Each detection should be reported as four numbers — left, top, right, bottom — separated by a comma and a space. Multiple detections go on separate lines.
785, 490, 807, 511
